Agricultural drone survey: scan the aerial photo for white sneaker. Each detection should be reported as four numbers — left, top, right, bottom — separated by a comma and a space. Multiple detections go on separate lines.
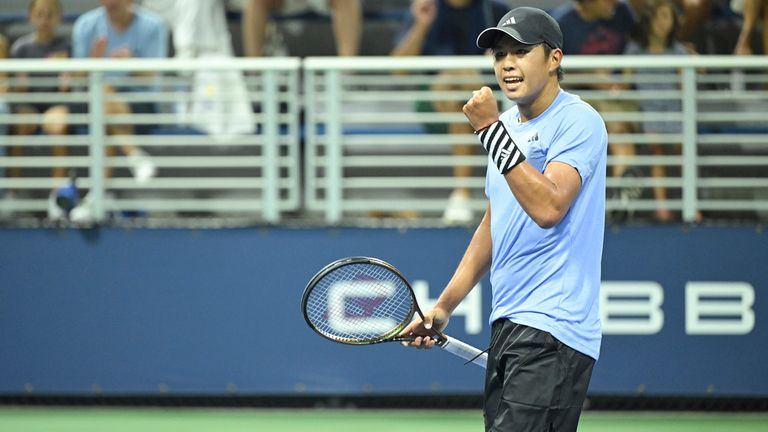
442, 190, 473, 225
47, 190, 65, 221
128, 149, 156, 184
0, 191, 15, 219
70, 191, 120, 223
69, 193, 94, 224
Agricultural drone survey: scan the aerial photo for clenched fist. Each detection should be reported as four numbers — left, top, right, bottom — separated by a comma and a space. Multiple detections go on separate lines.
462, 86, 499, 132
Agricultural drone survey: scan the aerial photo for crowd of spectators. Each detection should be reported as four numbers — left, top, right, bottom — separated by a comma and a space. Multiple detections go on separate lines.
0, 0, 765, 224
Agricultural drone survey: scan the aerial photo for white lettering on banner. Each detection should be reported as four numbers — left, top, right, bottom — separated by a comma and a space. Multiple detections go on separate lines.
406, 280, 756, 336
600, 282, 665, 335
412, 280, 483, 335
685, 282, 755, 335
327, 281, 398, 335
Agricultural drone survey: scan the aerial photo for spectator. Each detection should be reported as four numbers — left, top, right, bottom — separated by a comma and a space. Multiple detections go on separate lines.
69, 0, 168, 221
0, 33, 9, 209
241, 0, 362, 57
550, 0, 641, 216
733, 0, 768, 55
391, 0, 508, 224
9, 0, 71, 185
629, 0, 713, 44
1, 33, 9, 133
143, 0, 255, 141
625, 0, 697, 222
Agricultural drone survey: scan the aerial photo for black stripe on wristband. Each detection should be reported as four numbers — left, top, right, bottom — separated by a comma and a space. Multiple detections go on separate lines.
478, 121, 525, 174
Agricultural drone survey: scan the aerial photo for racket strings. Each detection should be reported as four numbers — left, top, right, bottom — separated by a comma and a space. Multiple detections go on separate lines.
305, 263, 415, 343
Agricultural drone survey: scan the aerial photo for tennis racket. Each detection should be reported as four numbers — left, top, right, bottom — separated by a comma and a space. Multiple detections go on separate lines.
301, 256, 487, 368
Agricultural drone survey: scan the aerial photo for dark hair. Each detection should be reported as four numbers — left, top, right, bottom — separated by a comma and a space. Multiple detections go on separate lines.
542, 44, 564, 82
632, 0, 680, 49
28, 0, 62, 15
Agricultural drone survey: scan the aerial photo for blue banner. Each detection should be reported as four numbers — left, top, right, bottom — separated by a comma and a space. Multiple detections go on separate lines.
0, 226, 765, 396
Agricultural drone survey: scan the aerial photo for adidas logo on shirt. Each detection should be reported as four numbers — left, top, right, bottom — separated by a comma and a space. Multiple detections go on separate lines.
527, 132, 539, 143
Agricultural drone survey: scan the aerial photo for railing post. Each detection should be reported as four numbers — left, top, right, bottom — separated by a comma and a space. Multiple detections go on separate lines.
681, 67, 698, 223
303, 69, 318, 213
88, 71, 106, 222
325, 69, 342, 224
262, 69, 279, 223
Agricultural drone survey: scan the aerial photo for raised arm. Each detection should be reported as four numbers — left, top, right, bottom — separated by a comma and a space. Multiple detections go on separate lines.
464, 87, 582, 228
390, 0, 437, 56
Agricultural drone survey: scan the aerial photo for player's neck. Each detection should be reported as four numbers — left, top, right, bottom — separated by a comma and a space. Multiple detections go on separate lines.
517, 82, 560, 123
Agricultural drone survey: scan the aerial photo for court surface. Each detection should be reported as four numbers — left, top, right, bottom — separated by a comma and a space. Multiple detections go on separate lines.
1, 408, 767, 432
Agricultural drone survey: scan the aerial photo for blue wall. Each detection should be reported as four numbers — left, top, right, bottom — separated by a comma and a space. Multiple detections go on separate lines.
0, 226, 765, 396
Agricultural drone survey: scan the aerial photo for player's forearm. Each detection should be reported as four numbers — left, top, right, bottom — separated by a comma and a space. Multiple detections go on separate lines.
437, 207, 492, 314
473, 116, 575, 228
504, 163, 571, 228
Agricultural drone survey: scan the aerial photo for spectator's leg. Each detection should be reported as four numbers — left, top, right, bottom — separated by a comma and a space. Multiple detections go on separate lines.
649, 142, 672, 222
446, 123, 475, 195
431, 70, 480, 224
242, 0, 283, 57
607, 121, 635, 179
0, 102, 8, 182
9, 105, 40, 179
7, 146, 23, 179
103, 90, 156, 184
12, 104, 39, 136
734, 0, 760, 54
105, 99, 132, 147
762, 0, 768, 54
42, 104, 70, 179
328, 0, 362, 56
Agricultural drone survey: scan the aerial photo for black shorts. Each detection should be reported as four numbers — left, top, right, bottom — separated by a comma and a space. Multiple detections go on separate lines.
484, 319, 595, 432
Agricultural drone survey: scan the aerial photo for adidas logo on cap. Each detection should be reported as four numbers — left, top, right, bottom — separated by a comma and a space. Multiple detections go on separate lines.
501, 16, 516, 26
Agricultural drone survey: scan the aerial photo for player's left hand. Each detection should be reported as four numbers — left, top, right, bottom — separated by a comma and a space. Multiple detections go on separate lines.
462, 86, 499, 132
399, 307, 450, 350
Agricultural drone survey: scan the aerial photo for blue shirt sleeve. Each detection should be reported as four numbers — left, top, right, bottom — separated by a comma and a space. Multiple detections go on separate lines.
546, 104, 607, 184
71, 11, 97, 59
135, 13, 168, 58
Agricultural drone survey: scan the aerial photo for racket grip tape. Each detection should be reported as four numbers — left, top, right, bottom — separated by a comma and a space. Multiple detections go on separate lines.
440, 335, 488, 369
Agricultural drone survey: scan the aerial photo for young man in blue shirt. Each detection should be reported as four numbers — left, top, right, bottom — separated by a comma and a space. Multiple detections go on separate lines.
402, 7, 607, 431
65, 0, 167, 221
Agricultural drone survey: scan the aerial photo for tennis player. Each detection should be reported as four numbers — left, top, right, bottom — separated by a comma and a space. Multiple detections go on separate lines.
400, 7, 607, 431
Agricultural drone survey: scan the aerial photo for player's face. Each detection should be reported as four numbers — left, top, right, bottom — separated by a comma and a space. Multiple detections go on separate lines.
492, 38, 558, 107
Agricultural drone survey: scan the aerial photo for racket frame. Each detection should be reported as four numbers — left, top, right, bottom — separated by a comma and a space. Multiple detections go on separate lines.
301, 256, 442, 346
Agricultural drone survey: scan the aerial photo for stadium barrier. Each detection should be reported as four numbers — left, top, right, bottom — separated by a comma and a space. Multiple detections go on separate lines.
0, 57, 301, 224
1, 56, 767, 225
1, 226, 766, 398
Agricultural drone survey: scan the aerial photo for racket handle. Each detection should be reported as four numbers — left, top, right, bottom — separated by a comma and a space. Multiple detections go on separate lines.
440, 335, 487, 369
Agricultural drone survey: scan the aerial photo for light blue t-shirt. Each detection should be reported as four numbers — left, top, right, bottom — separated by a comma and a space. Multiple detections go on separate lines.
72, 6, 168, 69
485, 90, 607, 360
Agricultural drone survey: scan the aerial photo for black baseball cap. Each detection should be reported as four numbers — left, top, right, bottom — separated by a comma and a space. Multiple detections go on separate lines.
476, 7, 563, 50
